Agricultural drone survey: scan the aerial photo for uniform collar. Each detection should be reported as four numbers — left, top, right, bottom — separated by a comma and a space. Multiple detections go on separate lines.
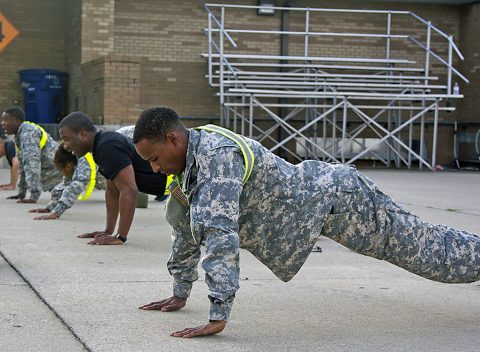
181, 129, 201, 189
16, 121, 26, 135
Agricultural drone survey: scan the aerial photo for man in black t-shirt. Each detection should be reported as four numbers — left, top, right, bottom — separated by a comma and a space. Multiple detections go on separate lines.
0, 139, 19, 190
58, 112, 168, 245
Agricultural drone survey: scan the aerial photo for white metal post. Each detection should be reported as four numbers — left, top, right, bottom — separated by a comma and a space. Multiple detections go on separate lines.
432, 100, 439, 169
341, 98, 348, 163
386, 12, 391, 60
332, 97, 337, 160
424, 22, 431, 86
241, 95, 245, 136
208, 13, 213, 86
419, 99, 426, 170
408, 98, 413, 168
219, 6, 225, 109
447, 35, 453, 95
304, 9, 310, 57
249, 94, 253, 138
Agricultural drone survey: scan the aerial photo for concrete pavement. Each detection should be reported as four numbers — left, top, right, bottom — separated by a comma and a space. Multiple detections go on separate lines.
0, 168, 479, 352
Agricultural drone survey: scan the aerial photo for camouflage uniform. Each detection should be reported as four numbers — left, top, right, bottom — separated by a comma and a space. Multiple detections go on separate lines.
46, 156, 107, 216
115, 125, 134, 139
15, 122, 62, 201
165, 128, 480, 321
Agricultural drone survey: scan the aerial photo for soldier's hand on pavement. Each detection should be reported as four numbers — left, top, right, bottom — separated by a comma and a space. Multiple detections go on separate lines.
78, 230, 110, 238
139, 296, 187, 312
170, 320, 227, 338
29, 208, 50, 213
34, 213, 59, 220
6, 194, 22, 200
17, 198, 36, 203
87, 234, 124, 245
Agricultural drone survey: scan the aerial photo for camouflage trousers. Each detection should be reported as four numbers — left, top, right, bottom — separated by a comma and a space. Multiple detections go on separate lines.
321, 171, 480, 283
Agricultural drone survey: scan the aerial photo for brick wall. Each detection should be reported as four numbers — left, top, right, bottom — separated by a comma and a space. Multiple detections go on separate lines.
458, 2, 480, 120
65, 0, 82, 113
100, 0, 464, 121
0, 0, 66, 113
0, 0, 477, 165
103, 55, 141, 124
81, 0, 115, 63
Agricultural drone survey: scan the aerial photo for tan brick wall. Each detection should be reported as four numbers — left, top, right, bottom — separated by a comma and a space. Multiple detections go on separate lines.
66, 0, 82, 113
458, 2, 480, 120
0, 0, 66, 113
0, 0, 477, 165
81, 0, 115, 63
102, 0, 465, 121
80, 57, 106, 124
103, 55, 141, 124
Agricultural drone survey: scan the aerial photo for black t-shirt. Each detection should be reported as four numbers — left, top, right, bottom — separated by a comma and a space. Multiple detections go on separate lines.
92, 131, 167, 196
4, 140, 16, 167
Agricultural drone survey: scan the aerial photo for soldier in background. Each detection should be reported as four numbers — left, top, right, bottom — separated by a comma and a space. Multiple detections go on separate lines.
116, 125, 170, 202
58, 112, 169, 245
133, 106, 480, 338
29, 144, 106, 220
1, 106, 62, 203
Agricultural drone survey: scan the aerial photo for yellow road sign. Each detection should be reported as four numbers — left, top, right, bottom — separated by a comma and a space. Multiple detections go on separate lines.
0, 12, 19, 52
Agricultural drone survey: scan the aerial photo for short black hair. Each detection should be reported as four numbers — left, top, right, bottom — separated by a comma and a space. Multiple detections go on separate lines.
4, 106, 25, 121
54, 143, 77, 168
133, 106, 182, 144
59, 112, 96, 133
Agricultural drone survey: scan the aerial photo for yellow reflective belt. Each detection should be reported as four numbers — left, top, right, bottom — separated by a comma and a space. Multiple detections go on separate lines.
195, 124, 254, 184
25, 121, 48, 149
78, 152, 96, 201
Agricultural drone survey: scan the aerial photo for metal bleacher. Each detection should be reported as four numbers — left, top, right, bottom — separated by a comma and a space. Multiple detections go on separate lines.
202, 3, 469, 169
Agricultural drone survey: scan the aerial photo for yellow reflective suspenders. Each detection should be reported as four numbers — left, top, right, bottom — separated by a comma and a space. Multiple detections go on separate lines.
26, 122, 48, 149
195, 124, 255, 184
170, 125, 255, 207
78, 152, 96, 201
16, 122, 48, 151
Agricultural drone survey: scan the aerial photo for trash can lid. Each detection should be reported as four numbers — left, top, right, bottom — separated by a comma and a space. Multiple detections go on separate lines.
17, 68, 68, 76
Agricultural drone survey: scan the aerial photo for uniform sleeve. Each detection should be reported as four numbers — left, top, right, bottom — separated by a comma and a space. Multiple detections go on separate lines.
46, 180, 65, 211
166, 181, 201, 299
190, 146, 244, 321
51, 158, 90, 216
19, 130, 42, 201
97, 139, 132, 180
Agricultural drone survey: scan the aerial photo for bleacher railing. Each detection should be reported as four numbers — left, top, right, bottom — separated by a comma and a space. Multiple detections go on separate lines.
203, 3, 468, 169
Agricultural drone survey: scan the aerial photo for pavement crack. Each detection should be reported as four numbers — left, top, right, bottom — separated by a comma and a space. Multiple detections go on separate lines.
404, 203, 480, 217
423, 205, 480, 216
0, 249, 92, 352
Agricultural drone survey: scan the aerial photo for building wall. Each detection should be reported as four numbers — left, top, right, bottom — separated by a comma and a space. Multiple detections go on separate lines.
0, 0, 66, 114
0, 0, 478, 165
458, 2, 480, 120
65, 0, 82, 113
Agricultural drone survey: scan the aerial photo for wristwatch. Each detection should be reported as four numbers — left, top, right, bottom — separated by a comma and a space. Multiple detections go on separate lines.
115, 233, 127, 243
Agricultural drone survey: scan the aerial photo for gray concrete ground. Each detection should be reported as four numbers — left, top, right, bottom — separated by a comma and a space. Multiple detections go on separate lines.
0, 168, 479, 352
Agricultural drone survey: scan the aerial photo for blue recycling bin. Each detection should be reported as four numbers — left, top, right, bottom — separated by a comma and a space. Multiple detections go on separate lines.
17, 69, 68, 123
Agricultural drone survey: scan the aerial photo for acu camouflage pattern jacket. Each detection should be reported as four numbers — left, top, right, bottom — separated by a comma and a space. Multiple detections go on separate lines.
166, 128, 358, 321
15, 122, 62, 201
